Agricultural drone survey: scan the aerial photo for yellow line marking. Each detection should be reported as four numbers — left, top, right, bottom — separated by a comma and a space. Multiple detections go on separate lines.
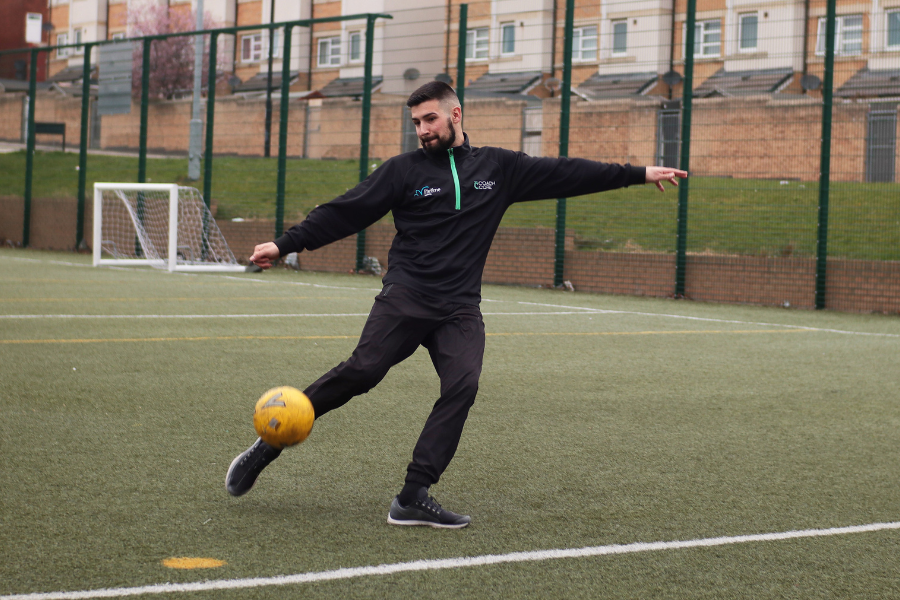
0, 330, 808, 345
0, 335, 357, 344
487, 329, 809, 337
0, 297, 353, 302
161, 558, 226, 570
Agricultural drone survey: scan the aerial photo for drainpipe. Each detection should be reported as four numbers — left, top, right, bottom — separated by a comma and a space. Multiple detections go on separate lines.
801, 0, 810, 91
669, 0, 676, 99
445, 0, 452, 76
307, 0, 314, 87
550, 0, 558, 95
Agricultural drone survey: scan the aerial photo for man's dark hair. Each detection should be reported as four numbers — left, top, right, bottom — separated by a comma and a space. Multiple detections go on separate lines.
406, 81, 460, 109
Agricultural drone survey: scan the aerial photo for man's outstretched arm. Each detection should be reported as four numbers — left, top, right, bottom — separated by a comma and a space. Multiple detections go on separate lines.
645, 166, 688, 191
248, 159, 401, 268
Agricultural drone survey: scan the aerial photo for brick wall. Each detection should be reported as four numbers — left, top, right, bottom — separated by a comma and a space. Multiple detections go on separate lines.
6, 90, 895, 184
0, 94, 22, 140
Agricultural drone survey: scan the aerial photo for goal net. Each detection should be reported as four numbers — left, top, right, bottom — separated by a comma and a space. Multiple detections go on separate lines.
92, 183, 246, 272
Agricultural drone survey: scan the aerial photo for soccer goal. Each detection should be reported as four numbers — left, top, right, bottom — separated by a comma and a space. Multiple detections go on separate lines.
92, 183, 246, 272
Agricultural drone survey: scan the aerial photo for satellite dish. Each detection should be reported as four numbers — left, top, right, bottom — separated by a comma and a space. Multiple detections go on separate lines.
662, 70, 683, 86
801, 74, 821, 91
544, 77, 560, 91
403, 68, 420, 81
434, 73, 452, 84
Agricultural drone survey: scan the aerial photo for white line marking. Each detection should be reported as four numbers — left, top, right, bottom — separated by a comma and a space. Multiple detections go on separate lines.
3, 521, 898, 600
0, 312, 598, 320
219, 275, 380, 292
513, 301, 900, 338
5, 255, 896, 338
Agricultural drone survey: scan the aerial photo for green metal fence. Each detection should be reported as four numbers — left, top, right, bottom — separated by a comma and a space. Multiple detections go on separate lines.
1, 0, 898, 313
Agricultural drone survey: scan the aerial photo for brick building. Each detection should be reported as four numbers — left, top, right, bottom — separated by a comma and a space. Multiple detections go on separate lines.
3, 0, 899, 180
0, 0, 51, 82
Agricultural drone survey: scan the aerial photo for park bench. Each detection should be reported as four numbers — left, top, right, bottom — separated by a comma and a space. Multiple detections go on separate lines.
34, 122, 66, 151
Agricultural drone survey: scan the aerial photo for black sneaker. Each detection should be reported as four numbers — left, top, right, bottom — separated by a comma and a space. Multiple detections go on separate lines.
225, 438, 282, 496
387, 488, 471, 529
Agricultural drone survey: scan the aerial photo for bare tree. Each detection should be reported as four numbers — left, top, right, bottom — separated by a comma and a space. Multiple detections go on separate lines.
128, 1, 221, 100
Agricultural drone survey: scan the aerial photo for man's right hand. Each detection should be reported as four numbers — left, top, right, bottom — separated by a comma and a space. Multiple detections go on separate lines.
249, 242, 280, 270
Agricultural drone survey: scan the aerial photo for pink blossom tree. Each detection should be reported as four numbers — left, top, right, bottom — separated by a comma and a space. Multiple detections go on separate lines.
128, 1, 222, 99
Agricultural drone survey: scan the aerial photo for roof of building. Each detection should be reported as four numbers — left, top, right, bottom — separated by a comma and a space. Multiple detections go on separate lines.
318, 76, 384, 98
464, 71, 543, 97
0, 78, 55, 92
575, 72, 659, 100
693, 67, 794, 97
48, 65, 97, 83
230, 71, 299, 93
835, 67, 900, 99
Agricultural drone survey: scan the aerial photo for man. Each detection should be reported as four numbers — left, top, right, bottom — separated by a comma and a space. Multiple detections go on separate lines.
226, 81, 687, 529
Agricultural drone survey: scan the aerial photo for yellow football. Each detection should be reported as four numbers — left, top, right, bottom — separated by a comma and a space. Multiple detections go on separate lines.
252, 387, 314, 449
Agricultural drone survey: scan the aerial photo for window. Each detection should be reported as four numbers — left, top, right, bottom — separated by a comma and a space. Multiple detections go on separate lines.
816, 15, 863, 55
612, 20, 628, 55
57, 32, 69, 57
501, 22, 515, 55
887, 10, 900, 49
110, 32, 125, 41
241, 33, 264, 62
348, 31, 362, 62
466, 27, 489, 60
689, 19, 721, 57
739, 13, 758, 51
572, 26, 598, 61
317, 36, 341, 66
73, 28, 84, 55
267, 28, 282, 59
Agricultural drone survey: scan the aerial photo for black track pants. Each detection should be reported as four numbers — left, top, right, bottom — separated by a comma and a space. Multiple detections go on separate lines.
303, 283, 485, 487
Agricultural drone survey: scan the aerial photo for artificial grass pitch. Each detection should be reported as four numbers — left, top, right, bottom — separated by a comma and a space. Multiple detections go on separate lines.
1, 247, 899, 599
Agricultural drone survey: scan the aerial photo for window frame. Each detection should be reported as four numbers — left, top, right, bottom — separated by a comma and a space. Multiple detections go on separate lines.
241, 33, 264, 63
738, 12, 759, 52
267, 28, 282, 59
73, 28, 84, 55
683, 19, 722, 58
466, 26, 489, 60
612, 19, 628, 56
57, 32, 69, 57
317, 35, 341, 67
815, 14, 864, 56
693, 19, 721, 57
500, 22, 516, 56
571, 25, 598, 61
348, 30, 362, 63
886, 10, 900, 50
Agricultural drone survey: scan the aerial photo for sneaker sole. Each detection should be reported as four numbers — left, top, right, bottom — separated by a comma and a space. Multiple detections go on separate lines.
225, 452, 255, 497
387, 515, 470, 529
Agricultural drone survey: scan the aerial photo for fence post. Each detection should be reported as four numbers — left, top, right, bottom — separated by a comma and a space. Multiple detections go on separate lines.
275, 24, 294, 241
553, 0, 575, 287
23, 48, 38, 247
815, 0, 837, 310
456, 4, 467, 112
675, 0, 697, 298
138, 38, 151, 184
355, 14, 377, 272
203, 32, 218, 210
76, 43, 93, 249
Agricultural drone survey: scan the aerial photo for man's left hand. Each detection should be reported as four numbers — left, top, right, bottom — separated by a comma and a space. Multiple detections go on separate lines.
646, 167, 688, 191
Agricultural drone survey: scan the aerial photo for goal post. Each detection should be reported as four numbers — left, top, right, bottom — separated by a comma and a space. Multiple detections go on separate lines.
93, 182, 247, 272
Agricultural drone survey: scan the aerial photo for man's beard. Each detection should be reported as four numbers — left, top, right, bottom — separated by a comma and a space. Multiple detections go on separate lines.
420, 118, 457, 154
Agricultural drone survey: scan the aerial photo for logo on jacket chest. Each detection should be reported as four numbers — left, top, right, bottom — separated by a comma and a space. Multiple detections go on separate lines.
474, 180, 495, 190
414, 186, 441, 197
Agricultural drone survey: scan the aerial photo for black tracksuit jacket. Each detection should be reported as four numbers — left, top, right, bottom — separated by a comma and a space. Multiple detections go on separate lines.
274, 134, 646, 305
